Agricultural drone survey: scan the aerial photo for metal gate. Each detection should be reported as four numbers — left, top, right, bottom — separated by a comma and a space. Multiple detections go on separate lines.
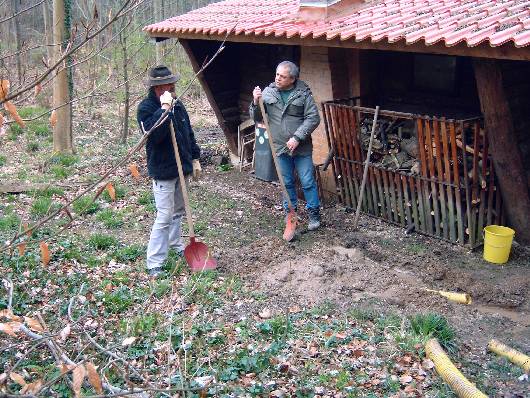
322, 102, 504, 247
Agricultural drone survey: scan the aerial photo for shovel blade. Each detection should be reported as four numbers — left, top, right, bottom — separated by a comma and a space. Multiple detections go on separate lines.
184, 240, 217, 273
282, 210, 297, 241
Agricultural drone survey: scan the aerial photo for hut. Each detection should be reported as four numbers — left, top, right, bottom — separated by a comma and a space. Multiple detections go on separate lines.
144, 0, 530, 246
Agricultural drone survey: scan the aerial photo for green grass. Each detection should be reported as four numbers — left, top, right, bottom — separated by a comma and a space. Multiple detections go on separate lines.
26, 141, 39, 152
112, 244, 144, 263
88, 233, 119, 250
50, 165, 69, 179
102, 183, 127, 202
49, 153, 79, 167
8, 125, 23, 141
0, 211, 20, 232
103, 285, 134, 314
72, 196, 100, 215
409, 313, 456, 353
31, 197, 59, 217
96, 208, 124, 228
0, 154, 6, 166
33, 186, 65, 198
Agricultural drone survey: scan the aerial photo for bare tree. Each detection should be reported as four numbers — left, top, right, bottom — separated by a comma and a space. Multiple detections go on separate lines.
52, 0, 73, 153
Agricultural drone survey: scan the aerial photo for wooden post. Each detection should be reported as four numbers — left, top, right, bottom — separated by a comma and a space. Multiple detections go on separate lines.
473, 58, 530, 245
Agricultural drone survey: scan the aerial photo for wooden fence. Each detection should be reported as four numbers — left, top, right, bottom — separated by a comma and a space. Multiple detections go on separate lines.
322, 102, 504, 247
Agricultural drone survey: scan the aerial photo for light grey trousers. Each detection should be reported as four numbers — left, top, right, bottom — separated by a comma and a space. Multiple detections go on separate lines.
146, 178, 187, 270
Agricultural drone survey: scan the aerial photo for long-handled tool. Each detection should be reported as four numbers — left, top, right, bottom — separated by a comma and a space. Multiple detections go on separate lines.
353, 106, 379, 230
169, 121, 217, 272
258, 98, 297, 241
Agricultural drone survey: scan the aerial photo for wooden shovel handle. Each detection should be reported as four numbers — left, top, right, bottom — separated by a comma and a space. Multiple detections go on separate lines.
169, 121, 195, 239
258, 98, 295, 211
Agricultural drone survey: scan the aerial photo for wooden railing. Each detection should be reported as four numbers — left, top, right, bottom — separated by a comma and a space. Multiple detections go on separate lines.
322, 102, 504, 247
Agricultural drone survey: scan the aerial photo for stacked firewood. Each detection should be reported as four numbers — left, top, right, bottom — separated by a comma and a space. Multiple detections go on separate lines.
359, 116, 420, 174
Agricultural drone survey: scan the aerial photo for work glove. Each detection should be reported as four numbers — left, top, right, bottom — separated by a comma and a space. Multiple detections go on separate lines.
160, 91, 173, 108
192, 159, 202, 181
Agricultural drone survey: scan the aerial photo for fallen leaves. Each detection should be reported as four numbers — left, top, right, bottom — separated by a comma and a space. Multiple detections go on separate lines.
128, 163, 140, 179
24, 316, 44, 332
49, 109, 57, 127
122, 336, 136, 346
72, 364, 86, 398
3, 101, 25, 128
9, 372, 26, 386
59, 324, 71, 341
40, 241, 50, 265
0, 79, 9, 100
258, 308, 272, 319
106, 182, 116, 201
0, 322, 18, 337
86, 362, 103, 394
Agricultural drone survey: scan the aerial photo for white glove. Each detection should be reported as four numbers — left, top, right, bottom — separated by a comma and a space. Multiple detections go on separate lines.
160, 91, 173, 107
192, 159, 202, 181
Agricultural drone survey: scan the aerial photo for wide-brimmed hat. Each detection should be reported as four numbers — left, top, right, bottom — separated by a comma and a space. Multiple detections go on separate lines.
145, 65, 180, 87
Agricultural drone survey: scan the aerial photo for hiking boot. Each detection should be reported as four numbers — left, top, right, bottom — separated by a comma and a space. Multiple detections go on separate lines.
307, 208, 321, 231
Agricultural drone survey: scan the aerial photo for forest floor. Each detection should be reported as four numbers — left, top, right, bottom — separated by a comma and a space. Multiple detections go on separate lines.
0, 98, 529, 397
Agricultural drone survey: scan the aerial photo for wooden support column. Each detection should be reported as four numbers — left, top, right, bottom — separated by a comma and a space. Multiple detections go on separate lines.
473, 58, 530, 245
179, 39, 238, 154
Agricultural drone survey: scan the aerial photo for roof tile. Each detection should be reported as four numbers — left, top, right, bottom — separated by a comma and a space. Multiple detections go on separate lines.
144, 0, 530, 48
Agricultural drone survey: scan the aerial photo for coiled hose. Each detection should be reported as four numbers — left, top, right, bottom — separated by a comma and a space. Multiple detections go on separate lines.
425, 338, 488, 398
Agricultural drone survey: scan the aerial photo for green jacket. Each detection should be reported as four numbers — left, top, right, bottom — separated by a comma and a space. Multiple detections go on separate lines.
249, 79, 320, 156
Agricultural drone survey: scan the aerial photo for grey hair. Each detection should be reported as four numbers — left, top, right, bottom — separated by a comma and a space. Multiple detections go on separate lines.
277, 61, 299, 79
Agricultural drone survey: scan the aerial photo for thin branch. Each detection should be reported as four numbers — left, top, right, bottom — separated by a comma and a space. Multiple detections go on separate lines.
1, 0, 139, 104
0, 0, 46, 24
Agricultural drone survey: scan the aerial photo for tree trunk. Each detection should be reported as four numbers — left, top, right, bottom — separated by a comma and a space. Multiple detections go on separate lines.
120, 30, 129, 143
11, 0, 23, 85
42, 0, 52, 64
473, 58, 530, 245
154, 0, 163, 63
52, 0, 73, 153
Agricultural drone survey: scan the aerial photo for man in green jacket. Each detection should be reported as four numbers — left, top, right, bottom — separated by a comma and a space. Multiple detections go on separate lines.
249, 61, 321, 230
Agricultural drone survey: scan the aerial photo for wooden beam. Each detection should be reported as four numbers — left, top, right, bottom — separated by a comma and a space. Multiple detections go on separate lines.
149, 32, 530, 61
178, 39, 239, 154
473, 58, 530, 245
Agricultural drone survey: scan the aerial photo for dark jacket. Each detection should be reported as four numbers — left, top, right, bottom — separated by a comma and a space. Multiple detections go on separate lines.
137, 89, 200, 180
249, 79, 320, 156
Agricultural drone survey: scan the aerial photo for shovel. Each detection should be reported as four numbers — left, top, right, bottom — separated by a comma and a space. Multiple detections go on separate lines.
169, 121, 217, 272
258, 98, 297, 241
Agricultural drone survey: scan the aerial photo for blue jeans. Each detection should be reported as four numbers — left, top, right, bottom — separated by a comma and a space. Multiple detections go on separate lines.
277, 153, 320, 212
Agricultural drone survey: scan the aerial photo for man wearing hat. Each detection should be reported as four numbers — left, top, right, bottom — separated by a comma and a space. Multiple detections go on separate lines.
137, 65, 202, 277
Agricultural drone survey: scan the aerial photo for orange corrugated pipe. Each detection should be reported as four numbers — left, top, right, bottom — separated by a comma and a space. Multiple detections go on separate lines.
425, 339, 488, 398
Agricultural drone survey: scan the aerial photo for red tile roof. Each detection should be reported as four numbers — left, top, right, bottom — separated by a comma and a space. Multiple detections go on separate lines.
144, 0, 530, 48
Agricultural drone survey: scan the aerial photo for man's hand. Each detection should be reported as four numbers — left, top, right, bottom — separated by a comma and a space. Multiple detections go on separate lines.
160, 91, 173, 110
252, 86, 262, 105
286, 137, 299, 153
192, 159, 202, 181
